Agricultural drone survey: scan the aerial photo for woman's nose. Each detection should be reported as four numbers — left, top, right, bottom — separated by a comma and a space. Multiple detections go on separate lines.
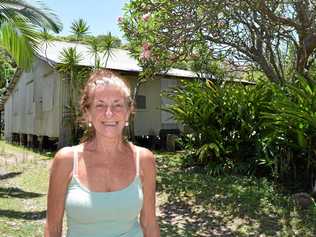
105, 105, 113, 117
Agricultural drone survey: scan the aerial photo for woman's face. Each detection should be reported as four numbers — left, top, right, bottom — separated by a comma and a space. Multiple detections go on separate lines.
86, 85, 130, 139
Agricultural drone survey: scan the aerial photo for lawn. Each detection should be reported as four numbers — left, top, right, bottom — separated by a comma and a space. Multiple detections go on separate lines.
0, 141, 315, 236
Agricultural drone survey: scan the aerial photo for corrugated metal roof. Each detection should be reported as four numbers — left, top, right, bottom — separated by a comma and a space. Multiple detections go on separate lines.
36, 41, 198, 78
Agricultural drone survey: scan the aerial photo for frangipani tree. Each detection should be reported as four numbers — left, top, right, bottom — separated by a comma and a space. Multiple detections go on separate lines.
120, 0, 316, 82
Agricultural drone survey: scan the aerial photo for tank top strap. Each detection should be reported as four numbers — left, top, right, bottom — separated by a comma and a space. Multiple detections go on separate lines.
135, 146, 140, 177
73, 146, 79, 177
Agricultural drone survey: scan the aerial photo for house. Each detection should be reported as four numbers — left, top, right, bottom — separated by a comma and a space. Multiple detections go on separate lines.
0, 41, 200, 148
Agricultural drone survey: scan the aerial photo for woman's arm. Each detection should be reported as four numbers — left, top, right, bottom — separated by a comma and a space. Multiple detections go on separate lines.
44, 147, 73, 237
139, 148, 160, 237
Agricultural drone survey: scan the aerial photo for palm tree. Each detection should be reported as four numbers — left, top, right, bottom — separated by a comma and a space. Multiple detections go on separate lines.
70, 18, 89, 42
58, 47, 82, 82
0, 0, 62, 69
40, 27, 55, 67
101, 32, 116, 68
57, 47, 83, 143
88, 37, 101, 69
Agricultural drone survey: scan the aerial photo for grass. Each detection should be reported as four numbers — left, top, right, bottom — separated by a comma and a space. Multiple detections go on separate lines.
0, 142, 50, 237
0, 142, 315, 236
156, 152, 316, 236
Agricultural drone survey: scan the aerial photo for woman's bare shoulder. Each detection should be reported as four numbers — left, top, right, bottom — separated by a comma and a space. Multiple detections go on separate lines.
54, 146, 75, 160
50, 146, 76, 173
136, 146, 156, 167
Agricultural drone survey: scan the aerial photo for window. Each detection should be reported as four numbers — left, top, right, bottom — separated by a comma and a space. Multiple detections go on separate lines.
136, 95, 146, 109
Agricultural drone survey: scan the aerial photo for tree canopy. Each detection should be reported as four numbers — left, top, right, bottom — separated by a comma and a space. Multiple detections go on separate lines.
121, 0, 316, 82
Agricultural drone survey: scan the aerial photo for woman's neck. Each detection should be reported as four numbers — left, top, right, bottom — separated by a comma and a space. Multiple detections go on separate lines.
86, 135, 128, 154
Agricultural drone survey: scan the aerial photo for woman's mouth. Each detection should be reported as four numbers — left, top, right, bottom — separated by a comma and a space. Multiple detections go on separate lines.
101, 121, 119, 127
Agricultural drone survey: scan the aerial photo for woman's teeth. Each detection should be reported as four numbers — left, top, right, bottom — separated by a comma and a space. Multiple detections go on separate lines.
102, 122, 118, 126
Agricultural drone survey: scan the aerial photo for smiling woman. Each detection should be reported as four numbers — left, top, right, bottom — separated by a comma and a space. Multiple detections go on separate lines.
80, 69, 134, 142
44, 69, 161, 237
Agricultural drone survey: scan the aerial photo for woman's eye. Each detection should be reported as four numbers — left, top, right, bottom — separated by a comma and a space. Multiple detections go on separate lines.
96, 104, 104, 108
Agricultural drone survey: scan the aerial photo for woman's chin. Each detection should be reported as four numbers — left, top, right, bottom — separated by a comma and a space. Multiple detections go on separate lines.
95, 128, 124, 139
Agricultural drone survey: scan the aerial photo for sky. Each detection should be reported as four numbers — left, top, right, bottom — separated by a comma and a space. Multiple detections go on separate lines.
29, 0, 129, 39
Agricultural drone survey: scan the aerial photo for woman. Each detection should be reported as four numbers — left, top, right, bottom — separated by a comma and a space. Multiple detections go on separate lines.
44, 69, 160, 237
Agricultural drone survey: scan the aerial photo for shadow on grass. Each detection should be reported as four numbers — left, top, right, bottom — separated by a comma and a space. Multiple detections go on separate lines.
156, 153, 316, 236
0, 172, 22, 180
158, 169, 236, 236
0, 209, 46, 220
0, 187, 44, 199
159, 196, 236, 237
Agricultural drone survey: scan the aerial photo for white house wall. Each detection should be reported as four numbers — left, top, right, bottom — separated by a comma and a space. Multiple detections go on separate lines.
4, 58, 61, 138
33, 59, 60, 137
4, 96, 12, 140
126, 76, 162, 136
160, 77, 180, 130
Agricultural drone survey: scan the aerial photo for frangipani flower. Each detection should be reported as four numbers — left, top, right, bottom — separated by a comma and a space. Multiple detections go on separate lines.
142, 42, 150, 50
142, 13, 150, 21
140, 42, 151, 60
140, 50, 151, 60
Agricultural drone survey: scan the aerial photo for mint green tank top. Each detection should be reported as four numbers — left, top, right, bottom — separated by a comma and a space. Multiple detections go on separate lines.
65, 145, 144, 237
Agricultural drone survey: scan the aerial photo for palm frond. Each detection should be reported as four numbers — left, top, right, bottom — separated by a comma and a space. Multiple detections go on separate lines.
0, 17, 39, 68
0, 0, 62, 33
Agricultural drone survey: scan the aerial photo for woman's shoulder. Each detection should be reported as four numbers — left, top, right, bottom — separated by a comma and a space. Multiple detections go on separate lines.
48, 146, 77, 187
51, 145, 78, 169
54, 145, 77, 160
134, 145, 156, 165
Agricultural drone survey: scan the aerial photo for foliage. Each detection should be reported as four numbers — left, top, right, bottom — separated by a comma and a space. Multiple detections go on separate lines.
70, 18, 89, 41
57, 47, 92, 144
101, 32, 118, 67
121, 0, 316, 82
163, 79, 268, 175
0, 49, 15, 89
55, 33, 122, 49
0, 0, 62, 69
261, 76, 316, 188
164, 77, 316, 190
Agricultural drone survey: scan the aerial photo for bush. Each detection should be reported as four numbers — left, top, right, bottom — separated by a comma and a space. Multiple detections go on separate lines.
163, 78, 316, 191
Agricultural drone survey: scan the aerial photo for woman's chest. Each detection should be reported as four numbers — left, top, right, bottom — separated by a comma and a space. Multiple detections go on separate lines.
65, 177, 143, 223
77, 158, 136, 192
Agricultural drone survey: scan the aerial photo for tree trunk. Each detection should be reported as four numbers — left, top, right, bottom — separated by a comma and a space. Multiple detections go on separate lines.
296, 34, 316, 74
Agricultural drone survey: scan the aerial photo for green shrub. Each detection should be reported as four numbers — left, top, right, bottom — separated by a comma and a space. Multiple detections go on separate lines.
164, 77, 316, 191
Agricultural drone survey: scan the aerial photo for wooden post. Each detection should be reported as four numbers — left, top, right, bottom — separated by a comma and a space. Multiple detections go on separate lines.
27, 134, 33, 148
19, 134, 23, 146
38, 136, 44, 151
166, 134, 177, 152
